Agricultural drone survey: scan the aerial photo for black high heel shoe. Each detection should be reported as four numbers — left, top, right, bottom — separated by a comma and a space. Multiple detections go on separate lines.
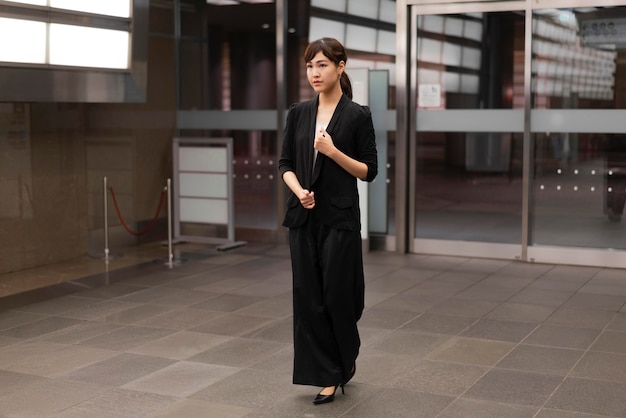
312, 384, 344, 405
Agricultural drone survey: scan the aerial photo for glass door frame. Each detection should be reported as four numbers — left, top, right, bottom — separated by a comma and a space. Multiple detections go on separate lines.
396, 0, 626, 268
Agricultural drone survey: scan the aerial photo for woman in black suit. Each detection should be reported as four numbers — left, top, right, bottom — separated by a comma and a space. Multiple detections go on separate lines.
279, 37, 378, 405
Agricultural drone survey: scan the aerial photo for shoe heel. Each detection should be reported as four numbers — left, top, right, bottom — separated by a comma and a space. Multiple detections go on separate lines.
340, 384, 345, 395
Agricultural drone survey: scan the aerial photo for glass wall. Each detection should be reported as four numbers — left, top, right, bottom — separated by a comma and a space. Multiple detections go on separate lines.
531, 6, 626, 251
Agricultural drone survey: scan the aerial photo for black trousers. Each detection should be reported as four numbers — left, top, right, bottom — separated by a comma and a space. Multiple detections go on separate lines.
289, 213, 364, 387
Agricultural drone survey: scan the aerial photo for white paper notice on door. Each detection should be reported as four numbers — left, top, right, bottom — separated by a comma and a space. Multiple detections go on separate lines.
418, 84, 441, 108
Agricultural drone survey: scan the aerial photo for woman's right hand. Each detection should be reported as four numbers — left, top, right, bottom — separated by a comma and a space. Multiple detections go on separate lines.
298, 189, 315, 209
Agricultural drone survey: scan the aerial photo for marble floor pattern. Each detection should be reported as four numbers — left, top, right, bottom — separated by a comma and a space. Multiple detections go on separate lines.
1, 242, 626, 417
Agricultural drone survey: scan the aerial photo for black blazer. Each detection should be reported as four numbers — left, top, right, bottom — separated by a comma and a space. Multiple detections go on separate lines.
279, 94, 378, 230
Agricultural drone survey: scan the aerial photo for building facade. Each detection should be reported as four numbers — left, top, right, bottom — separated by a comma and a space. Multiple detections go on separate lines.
1, 0, 626, 275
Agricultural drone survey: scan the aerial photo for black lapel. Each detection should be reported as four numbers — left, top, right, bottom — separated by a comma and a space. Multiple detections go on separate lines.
312, 94, 349, 183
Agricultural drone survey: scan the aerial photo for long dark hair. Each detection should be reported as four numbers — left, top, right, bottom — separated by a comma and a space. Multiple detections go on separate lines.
303, 37, 352, 99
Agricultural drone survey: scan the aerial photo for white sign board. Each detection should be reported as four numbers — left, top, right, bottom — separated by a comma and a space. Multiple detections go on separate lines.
419, 84, 442, 108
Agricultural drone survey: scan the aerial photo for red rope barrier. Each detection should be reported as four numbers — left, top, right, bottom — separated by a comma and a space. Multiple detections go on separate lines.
109, 187, 165, 236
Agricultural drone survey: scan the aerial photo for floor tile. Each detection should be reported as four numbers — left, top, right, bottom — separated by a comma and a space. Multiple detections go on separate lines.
189, 368, 296, 409
427, 298, 500, 318
50, 388, 175, 418
455, 284, 520, 303
231, 276, 292, 298
189, 337, 287, 368
0, 378, 107, 417
471, 274, 535, 290
546, 308, 615, 329
190, 293, 265, 313
465, 368, 563, 406
589, 330, 626, 354
485, 302, 555, 323
535, 409, 612, 418
606, 312, 626, 331
0, 340, 116, 377
121, 361, 239, 397
523, 324, 601, 350
101, 304, 174, 325
127, 330, 232, 360
0, 335, 21, 348
370, 292, 438, 313
249, 345, 294, 376
59, 299, 141, 321
400, 312, 477, 335
545, 377, 626, 417
0, 310, 46, 332
439, 398, 537, 418
137, 307, 225, 330
14, 295, 98, 315
242, 316, 293, 343
115, 286, 192, 304
188, 313, 275, 337
460, 318, 538, 343
390, 359, 487, 396
496, 344, 583, 376
426, 337, 515, 366
78, 324, 175, 350
340, 387, 453, 418
0, 370, 47, 398
72, 282, 146, 300
0, 316, 83, 339
561, 293, 626, 311
507, 288, 574, 308
365, 267, 436, 293
569, 351, 626, 383
62, 353, 176, 386
368, 329, 450, 357
143, 399, 252, 418
235, 294, 293, 318
149, 288, 219, 307
359, 307, 419, 330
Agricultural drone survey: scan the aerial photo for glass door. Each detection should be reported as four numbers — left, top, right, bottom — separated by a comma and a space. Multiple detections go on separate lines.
529, 3, 626, 268
401, 0, 626, 268
409, 2, 526, 259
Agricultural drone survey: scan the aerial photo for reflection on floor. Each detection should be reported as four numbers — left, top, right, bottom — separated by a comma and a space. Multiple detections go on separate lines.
0, 242, 197, 299
1, 242, 626, 417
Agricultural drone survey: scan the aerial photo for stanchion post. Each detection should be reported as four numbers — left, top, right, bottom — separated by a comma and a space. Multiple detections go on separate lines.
104, 176, 110, 261
167, 178, 173, 268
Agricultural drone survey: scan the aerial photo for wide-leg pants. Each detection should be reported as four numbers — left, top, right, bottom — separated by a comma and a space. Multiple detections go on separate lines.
289, 214, 365, 387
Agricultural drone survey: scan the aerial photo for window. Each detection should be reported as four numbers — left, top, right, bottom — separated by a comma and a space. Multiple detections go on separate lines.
0, 0, 147, 102
0, 0, 131, 70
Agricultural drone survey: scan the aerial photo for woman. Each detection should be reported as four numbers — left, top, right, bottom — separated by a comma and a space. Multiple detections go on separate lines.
278, 37, 378, 405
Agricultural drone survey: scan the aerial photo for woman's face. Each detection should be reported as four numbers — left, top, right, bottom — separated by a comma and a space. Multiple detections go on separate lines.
306, 51, 343, 95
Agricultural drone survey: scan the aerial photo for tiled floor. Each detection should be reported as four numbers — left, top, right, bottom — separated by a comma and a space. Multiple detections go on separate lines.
1, 242, 626, 417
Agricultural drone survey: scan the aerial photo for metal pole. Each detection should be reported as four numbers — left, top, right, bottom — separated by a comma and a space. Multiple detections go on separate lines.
104, 176, 110, 260
174, 0, 181, 137
276, 0, 287, 232
395, 0, 409, 253
521, 0, 532, 262
167, 178, 173, 268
